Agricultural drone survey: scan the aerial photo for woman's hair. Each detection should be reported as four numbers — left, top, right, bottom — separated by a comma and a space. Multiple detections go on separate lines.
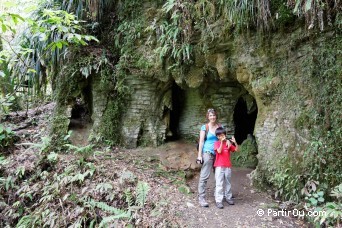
206, 108, 218, 119
215, 127, 226, 136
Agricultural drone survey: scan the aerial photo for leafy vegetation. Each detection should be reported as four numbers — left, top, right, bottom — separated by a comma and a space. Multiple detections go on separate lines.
231, 136, 258, 168
0, 124, 16, 150
0, 135, 182, 227
0, 1, 98, 115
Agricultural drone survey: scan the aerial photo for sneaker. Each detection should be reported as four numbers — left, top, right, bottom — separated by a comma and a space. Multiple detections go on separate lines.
199, 197, 209, 207
216, 202, 224, 209
226, 199, 234, 205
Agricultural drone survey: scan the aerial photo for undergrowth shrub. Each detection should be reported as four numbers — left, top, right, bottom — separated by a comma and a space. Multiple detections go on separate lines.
0, 124, 17, 152
0, 137, 165, 227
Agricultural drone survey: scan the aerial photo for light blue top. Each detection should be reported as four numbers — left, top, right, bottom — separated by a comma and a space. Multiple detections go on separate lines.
201, 124, 218, 155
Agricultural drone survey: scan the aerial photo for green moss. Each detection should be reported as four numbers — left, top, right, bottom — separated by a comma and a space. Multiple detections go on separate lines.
95, 67, 131, 145
294, 112, 312, 129
54, 56, 91, 105
231, 137, 258, 168
50, 107, 70, 147
270, 0, 296, 29
97, 100, 123, 144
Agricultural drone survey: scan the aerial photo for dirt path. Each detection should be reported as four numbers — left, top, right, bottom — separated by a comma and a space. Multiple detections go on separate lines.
180, 168, 305, 227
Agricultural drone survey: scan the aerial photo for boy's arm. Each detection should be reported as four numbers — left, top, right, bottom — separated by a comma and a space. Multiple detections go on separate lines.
216, 141, 223, 153
231, 144, 239, 152
231, 136, 239, 152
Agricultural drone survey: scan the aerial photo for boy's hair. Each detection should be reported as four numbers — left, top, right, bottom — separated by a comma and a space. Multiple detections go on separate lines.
215, 127, 226, 136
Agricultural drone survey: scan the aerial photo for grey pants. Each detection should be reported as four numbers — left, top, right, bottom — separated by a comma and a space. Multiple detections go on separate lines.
215, 167, 232, 203
198, 153, 215, 199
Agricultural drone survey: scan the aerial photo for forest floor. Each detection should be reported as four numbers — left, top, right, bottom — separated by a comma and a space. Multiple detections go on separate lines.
1, 103, 307, 227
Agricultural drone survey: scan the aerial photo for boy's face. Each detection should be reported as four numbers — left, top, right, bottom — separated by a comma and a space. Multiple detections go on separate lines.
217, 133, 226, 141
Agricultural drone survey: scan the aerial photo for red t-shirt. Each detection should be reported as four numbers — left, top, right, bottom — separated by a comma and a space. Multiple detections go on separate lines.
214, 141, 237, 168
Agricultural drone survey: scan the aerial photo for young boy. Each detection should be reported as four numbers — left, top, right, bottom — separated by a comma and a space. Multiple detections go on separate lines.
214, 127, 239, 209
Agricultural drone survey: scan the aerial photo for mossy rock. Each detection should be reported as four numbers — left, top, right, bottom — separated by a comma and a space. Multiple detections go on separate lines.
231, 135, 258, 168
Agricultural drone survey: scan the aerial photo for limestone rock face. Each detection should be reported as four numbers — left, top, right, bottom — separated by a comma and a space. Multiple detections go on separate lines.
120, 75, 170, 148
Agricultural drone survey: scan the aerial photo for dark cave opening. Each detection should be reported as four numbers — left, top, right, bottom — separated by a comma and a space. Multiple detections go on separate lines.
166, 82, 185, 141
68, 83, 93, 131
69, 98, 91, 129
233, 96, 258, 145
67, 83, 93, 146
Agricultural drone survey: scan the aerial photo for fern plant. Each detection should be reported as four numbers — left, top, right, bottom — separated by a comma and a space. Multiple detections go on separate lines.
20, 136, 52, 156
148, 0, 194, 66
86, 199, 131, 227
65, 143, 95, 163
288, 0, 341, 30
124, 189, 134, 207
136, 181, 150, 207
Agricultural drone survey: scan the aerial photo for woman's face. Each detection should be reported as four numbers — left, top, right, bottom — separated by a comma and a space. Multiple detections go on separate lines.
208, 112, 217, 123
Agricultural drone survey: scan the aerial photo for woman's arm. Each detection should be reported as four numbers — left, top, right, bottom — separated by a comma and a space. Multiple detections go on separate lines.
197, 130, 206, 159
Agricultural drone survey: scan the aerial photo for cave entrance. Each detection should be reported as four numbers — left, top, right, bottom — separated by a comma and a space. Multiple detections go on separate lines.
233, 95, 258, 145
68, 83, 93, 146
166, 82, 185, 141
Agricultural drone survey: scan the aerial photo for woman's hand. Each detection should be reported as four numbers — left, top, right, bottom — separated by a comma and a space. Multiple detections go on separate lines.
196, 157, 203, 164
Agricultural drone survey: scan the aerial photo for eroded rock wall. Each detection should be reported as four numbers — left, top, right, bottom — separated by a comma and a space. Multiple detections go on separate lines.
117, 26, 340, 187
231, 29, 340, 184
120, 75, 171, 148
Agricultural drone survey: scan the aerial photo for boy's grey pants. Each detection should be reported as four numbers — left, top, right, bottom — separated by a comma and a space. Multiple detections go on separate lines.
198, 153, 215, 199
215, 167, 232, 203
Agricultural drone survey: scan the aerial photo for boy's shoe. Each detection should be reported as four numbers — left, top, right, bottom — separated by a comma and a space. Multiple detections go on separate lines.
216, 202, 224, 209
199, 197, 209, 207
226, 199, 235, 205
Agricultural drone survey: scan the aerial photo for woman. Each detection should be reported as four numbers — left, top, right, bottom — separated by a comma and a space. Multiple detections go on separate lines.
197, 108, 220, 207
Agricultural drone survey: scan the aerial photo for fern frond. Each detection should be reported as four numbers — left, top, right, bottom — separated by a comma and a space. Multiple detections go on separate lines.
17, 214, 40, 228
136, 181, 150, 207
96, 182, 113, 194
124, 189, 134, 206
99, 214, 131, 228
88, 199, 130, 216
